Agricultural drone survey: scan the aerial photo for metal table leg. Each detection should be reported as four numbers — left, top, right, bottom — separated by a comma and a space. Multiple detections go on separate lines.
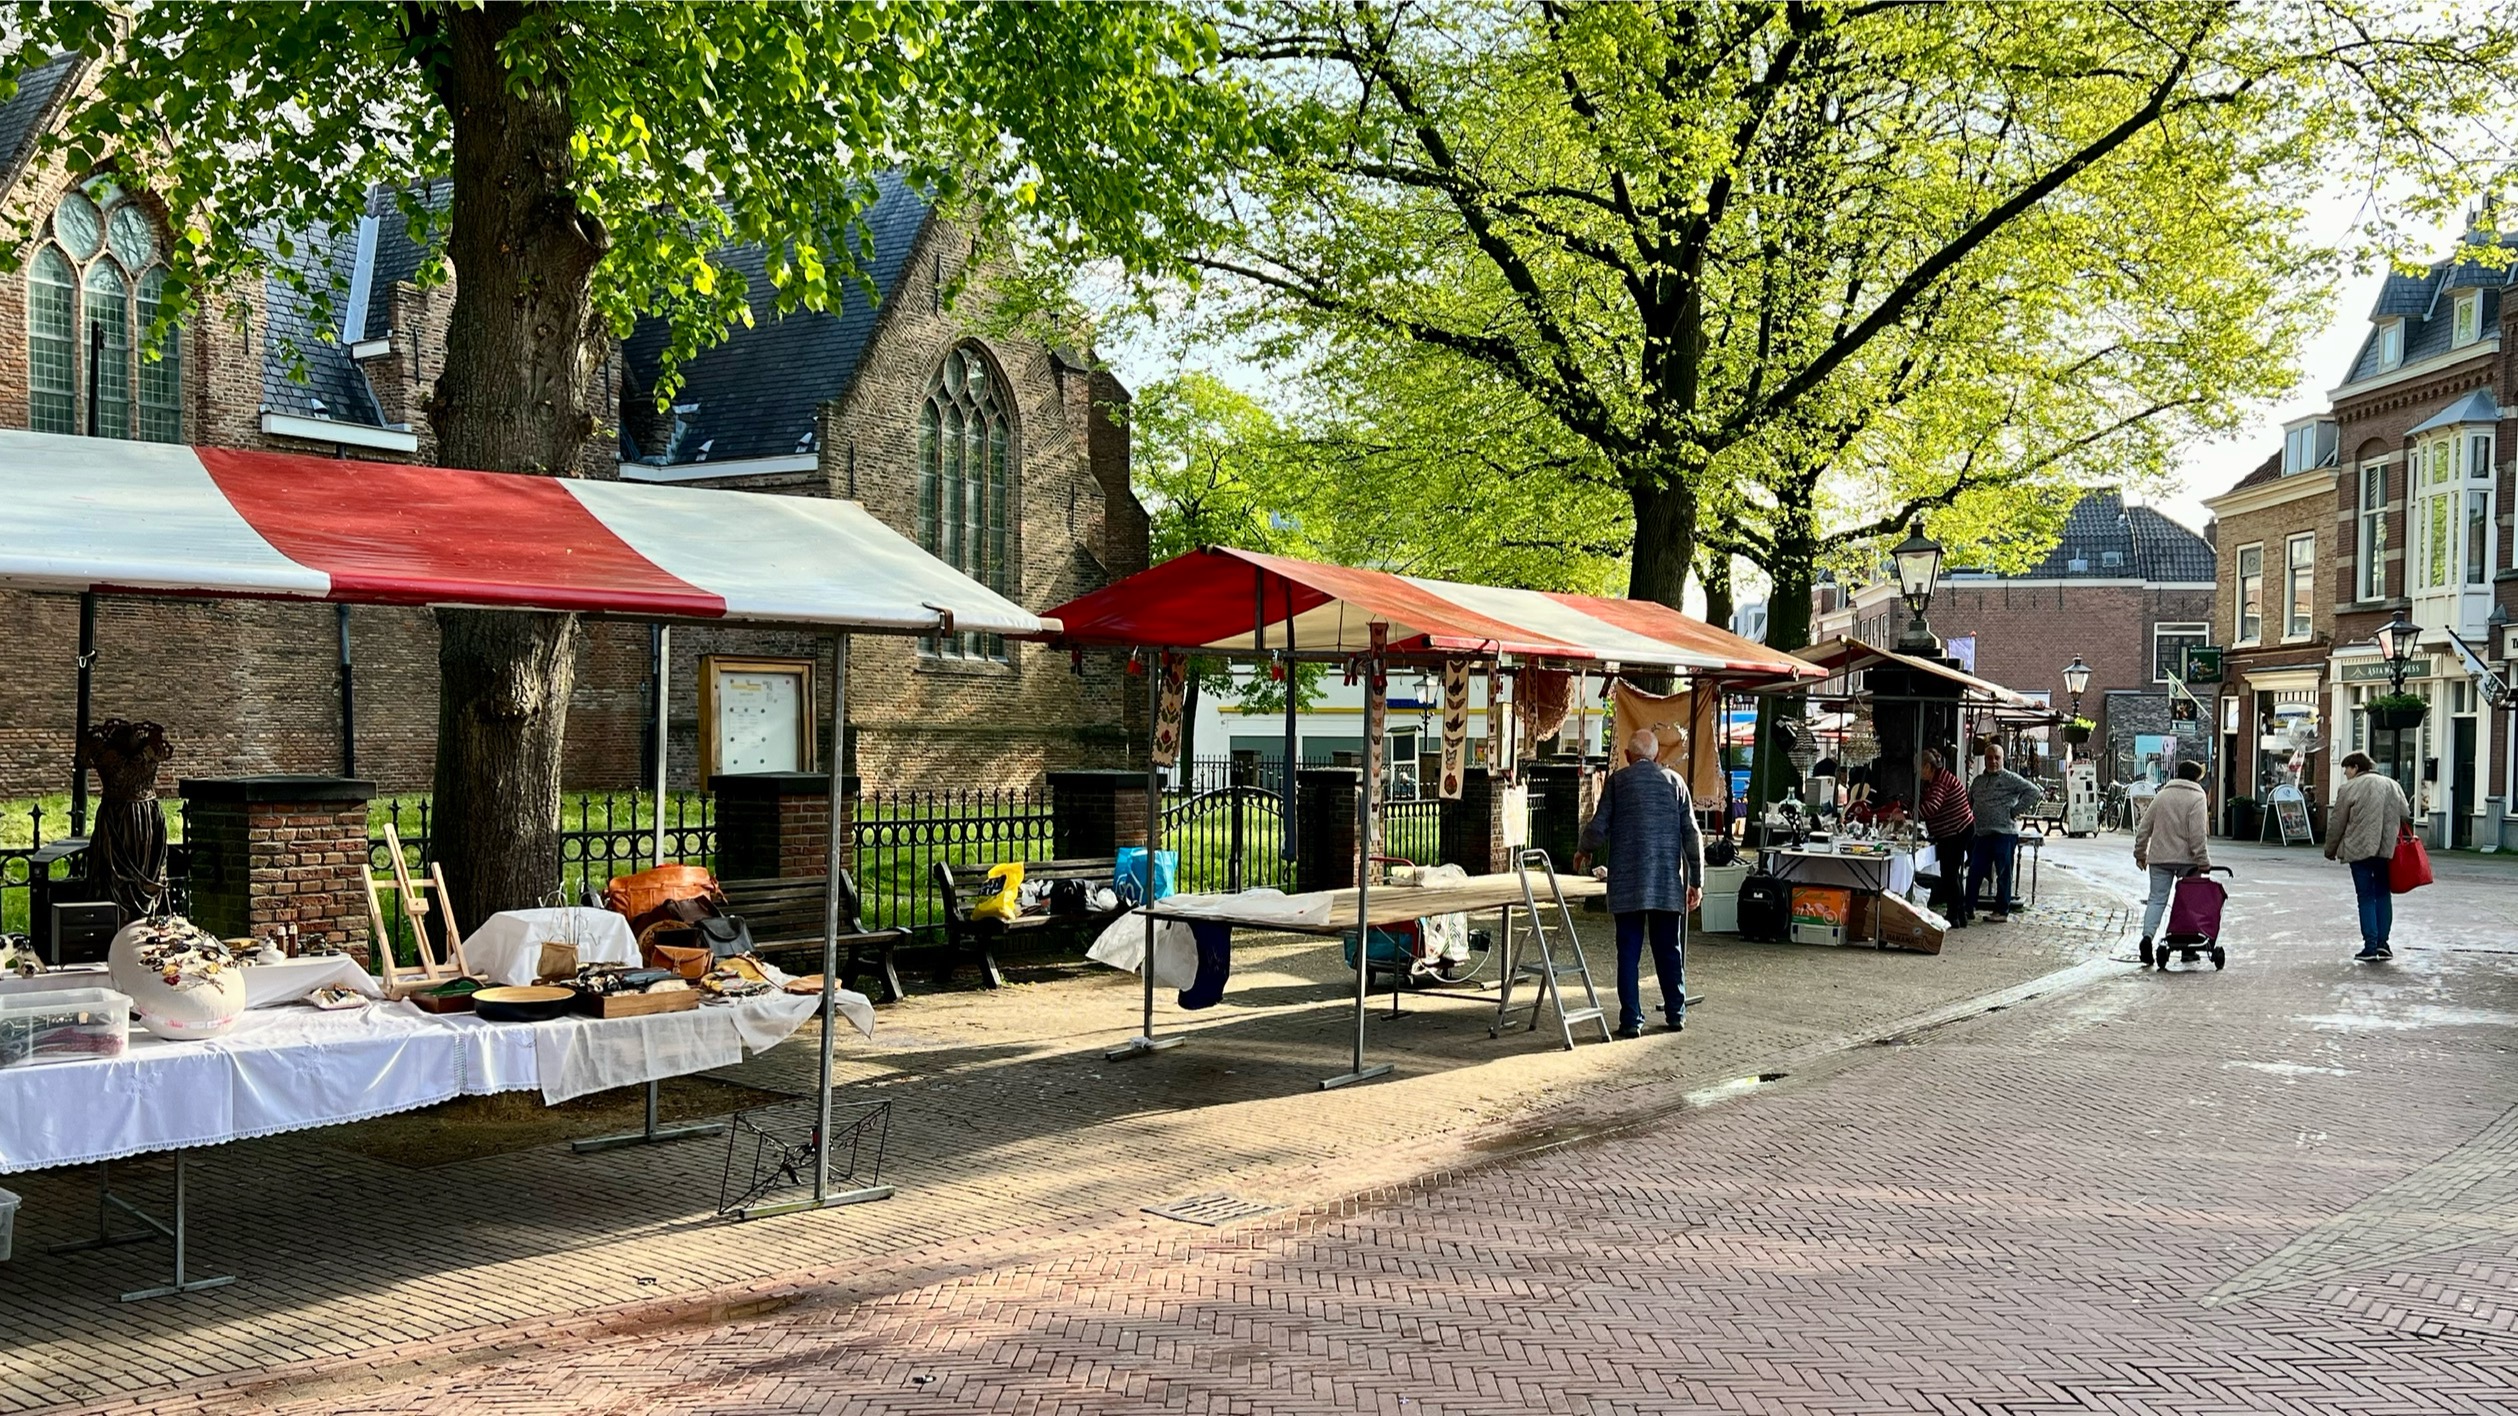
571, 1079, 728, 1153
49, 1158, 165, 1256
118, 1151, 236, 1302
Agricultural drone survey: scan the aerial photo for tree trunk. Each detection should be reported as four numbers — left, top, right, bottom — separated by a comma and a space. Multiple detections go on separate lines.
1699, 550, 1734, 640
423, 7, 609, 925
1626, 479, 1697, 609
1746, 535, 1820, 817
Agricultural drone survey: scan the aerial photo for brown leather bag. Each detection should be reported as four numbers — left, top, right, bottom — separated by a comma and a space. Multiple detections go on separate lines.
636, 920, 712, 979
605, 864, 721, 937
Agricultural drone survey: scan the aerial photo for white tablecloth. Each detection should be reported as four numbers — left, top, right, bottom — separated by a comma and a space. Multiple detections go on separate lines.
461, 908, 641, 986
0, 991, 857, 1173
1769, 847, 1918, 897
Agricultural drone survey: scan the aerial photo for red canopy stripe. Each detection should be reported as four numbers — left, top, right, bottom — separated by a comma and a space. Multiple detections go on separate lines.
197, 447, 725, 618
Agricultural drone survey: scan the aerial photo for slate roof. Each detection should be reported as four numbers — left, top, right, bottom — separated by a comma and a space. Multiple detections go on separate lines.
620, 170, 930, 467
2342, 232, 2518, 384
2019, 489, 2216, 583
2406, 388, 2501, 435
358, 179, 450, 341
258, 223, 385, 428
2221, 449, 2284, 497
0, 52, 77, 183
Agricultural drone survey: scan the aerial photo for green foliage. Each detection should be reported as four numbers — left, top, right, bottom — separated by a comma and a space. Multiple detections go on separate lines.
2366, 692, 2431, 714
4, 2, 1247, 395
1160, 0, 2518, 606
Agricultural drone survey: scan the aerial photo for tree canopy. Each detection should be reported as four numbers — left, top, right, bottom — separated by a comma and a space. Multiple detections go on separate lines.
1162, 0, 2518, 617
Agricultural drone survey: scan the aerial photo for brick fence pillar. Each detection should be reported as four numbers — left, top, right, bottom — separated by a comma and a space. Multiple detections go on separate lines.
1049, 769, 1149, 859
178, 775, 376, 962
1438, 766, 1513, 875
1296, 767, 1363, 892
712, 772, 857, 880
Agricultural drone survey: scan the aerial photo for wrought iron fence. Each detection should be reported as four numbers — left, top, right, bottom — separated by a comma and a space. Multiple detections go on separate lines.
1163, 784, 1295, 894
849, 787, 1055, 939
0, 798, 193, 944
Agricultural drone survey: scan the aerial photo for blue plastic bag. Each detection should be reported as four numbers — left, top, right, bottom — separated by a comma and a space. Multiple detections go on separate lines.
1115, 847, 1178, 905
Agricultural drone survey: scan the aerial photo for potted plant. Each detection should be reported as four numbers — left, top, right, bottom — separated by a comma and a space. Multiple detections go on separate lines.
2367, 692, 2430, 731
2061, 716, 2096, 745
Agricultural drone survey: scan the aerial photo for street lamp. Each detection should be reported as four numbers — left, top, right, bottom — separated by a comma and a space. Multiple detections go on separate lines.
2062, 655, 2092, 716
1891, 523, 1945, 654
2372, 612, 2420, 787
2374, 613, 2419, 693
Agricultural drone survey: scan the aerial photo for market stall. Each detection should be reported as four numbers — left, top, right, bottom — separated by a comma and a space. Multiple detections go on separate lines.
1729, 636, 2063, 940
1044, 546, 1820, 1088
0, 428, 1049, 1292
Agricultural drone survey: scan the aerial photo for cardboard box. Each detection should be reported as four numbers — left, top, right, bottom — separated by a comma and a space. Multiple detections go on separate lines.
1789, 885, 1852, 928
1854, 892, 1947, 955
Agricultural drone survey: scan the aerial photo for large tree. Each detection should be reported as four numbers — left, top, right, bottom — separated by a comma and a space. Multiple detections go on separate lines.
1184, 0, 2517, 612
12, 2, 1237, 920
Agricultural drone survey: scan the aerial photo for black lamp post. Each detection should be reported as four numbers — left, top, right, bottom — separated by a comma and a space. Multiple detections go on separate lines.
2061, 654, 2092, 766
1891, 524, 1946, 655
2373, 613, 2420, 786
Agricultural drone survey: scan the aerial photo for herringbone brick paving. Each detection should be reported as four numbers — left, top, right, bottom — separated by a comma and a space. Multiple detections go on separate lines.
38, 840, 2518, 1414
6, 867, 2104, 1413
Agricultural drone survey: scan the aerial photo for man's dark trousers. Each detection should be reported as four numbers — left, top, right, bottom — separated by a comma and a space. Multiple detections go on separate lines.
1613, 909, 1684, 1031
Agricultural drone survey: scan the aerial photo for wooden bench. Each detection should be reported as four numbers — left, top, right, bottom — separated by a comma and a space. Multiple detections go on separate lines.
719, 872, 911, 1004
932, 856, 1128, 989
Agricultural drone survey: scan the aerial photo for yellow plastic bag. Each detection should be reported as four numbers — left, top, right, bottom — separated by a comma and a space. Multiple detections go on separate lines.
971, 862, 1025, 922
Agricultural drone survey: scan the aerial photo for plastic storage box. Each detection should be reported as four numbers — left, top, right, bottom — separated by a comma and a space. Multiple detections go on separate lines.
0, 986, 132, 1069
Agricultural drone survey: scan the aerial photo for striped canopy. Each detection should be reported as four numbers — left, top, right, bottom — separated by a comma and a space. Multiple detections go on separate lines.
0, 430, 1045, 635
1045, 546, 1818, 676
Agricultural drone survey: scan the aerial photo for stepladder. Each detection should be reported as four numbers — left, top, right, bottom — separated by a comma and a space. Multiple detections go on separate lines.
1489, 848, 1612, 1049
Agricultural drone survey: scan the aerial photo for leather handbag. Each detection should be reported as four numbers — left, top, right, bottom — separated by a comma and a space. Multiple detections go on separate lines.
2388, 821, 2433, 895
667, 895, 756, 957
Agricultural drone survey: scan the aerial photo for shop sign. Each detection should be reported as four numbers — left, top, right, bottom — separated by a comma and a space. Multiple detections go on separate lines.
2339, 657, 2431, 683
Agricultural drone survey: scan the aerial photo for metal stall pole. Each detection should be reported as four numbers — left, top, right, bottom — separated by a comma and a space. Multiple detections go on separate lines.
652, 624, 671, 867
1323, 630, 1394, 1090
744, 631, 892, 1214
1109, 655, 1185, 1061
72, 592, 95, 836
574, 623, 725, 1156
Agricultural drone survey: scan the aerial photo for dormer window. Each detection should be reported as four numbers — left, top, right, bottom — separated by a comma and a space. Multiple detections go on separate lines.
2453, 290, 2483, 347
2378, 319, 2405, 370
2282, 418, 2337, 475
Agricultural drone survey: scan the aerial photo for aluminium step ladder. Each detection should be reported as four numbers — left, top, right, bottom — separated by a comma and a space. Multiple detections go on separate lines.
1489, 848, 1613, 1049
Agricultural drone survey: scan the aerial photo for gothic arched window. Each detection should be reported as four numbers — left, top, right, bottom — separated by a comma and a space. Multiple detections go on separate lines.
26, 177, 182, 441
916, 345, 1013, 659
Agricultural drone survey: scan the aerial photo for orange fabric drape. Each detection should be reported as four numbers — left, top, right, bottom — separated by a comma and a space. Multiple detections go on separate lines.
1611, 679, 1725, 801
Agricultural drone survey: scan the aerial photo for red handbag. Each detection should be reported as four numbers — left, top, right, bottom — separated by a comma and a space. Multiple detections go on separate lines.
2388, 821, 2432, 895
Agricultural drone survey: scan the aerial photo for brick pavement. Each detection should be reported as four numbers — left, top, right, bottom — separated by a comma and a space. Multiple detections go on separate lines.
37, 836, 2518, 1416
3, 870, 2107, 1413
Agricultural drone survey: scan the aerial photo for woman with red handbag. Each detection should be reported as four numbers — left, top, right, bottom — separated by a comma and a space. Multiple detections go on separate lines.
2324, 751, 2414, 961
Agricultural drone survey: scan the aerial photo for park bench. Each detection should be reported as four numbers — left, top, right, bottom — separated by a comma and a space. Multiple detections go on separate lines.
719, 872, 911, 1004
931, 856, 1129, 989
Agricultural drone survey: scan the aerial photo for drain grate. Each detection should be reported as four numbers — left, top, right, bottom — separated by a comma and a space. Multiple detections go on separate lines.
1144, 1191, 1281, 1227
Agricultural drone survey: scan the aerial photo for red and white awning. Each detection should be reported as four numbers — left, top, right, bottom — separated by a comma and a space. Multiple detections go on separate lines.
0, 430, 1045, 634
1043, 546, 1817, 677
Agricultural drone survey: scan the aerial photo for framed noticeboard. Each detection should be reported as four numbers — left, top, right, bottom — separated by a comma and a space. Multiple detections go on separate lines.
2269, 783, 2314, 845
699, 656, 816, 780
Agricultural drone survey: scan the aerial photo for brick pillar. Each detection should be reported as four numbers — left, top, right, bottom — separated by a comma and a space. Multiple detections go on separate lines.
1050, 769, 1150, 859
712, 772, 857, 880
1438, 766, 1513, 875
1296, 767, 1363, 892
179, 775, 376, 962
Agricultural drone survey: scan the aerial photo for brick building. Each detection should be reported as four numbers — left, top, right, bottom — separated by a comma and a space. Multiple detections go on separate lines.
0, 53, 1146, 800
2320, 226, 2518, 850
1811, 489, 2217, 783
2201, 437, 2338, 825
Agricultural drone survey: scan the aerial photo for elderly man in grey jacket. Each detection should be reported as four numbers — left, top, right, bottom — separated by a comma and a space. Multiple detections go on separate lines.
1577, 729, 1705, 1038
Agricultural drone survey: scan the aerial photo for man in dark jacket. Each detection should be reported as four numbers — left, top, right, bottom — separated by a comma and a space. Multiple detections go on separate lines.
1577, 729, 1705, 1038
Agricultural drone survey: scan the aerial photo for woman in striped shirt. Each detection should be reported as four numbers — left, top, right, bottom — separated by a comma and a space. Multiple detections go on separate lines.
1917, 748, 1976, 925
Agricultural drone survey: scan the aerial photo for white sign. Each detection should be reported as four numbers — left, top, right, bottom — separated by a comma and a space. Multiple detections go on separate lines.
717, 671, 803, 773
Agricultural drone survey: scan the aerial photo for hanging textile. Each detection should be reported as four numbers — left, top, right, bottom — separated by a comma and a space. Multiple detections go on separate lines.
1151, 652, 1187, 767
1516, 667, 1578, 758
1364, 625, 1388, 869
1610, 679, 1726, 802
1490, 661, 1516, 783
1439, 658, 1471, 800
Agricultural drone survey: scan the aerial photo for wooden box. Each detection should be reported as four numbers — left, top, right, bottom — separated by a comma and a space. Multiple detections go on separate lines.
578, 988, 703, 1019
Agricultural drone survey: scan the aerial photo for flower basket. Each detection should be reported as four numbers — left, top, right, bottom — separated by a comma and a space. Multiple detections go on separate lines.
2367, 695, 2428, 731
2061, 724, 2092, 745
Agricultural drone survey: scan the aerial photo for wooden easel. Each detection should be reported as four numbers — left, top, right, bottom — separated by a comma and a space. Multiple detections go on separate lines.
365, 823, 469, 994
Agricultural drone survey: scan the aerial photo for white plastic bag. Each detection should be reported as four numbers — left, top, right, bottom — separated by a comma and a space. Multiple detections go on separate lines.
1085, 914, 1202, 990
